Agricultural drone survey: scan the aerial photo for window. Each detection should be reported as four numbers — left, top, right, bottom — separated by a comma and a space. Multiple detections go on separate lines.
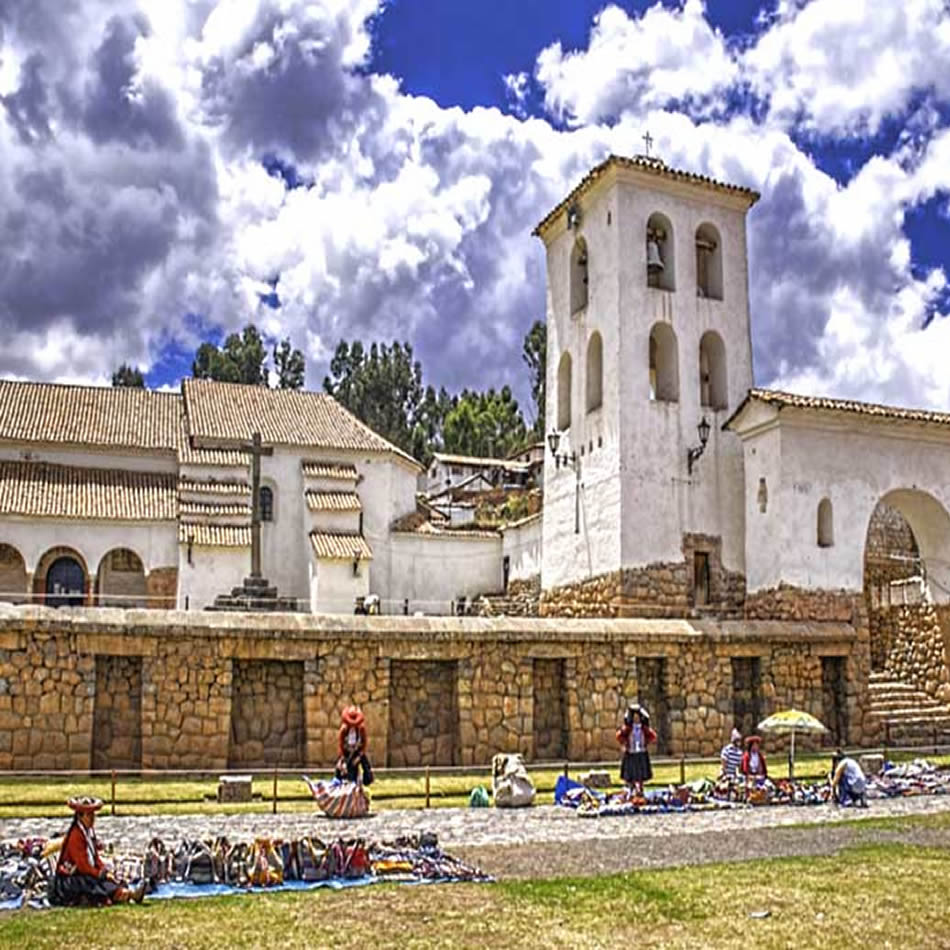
818, 498, 834, 547
695, 223, 722, 300
646, 212, 675, 291
586, 331, 603, 412
259, 485, 274, 522
648, 323, 679, 402
699, 331, 728, 410
570, 238, 589, 313
557, 350, 572, 430
693, 552, 710, 606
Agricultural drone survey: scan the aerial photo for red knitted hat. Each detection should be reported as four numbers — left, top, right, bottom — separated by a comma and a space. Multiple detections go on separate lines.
341, 705, 365, 728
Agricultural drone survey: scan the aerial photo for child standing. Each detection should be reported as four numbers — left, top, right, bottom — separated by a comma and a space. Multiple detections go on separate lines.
617, 703, 656, 796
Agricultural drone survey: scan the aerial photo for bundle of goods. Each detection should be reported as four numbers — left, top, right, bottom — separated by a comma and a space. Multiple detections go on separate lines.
370, 833, 492, 884
868, 759, 950, 799
0, 838, 55, 909
302, 776, 371, 818
491, 753, 536, 808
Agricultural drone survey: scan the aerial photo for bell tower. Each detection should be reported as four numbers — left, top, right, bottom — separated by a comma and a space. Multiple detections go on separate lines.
534, 153, 759, 614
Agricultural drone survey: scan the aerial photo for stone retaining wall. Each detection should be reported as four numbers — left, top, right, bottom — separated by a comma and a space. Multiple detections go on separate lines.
0, 605, 872, 770
92, 655, 142, 770
229, 660, 305, 768
877, 604, 950, 702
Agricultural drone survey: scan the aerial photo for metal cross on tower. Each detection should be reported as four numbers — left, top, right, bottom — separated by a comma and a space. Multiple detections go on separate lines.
642, 131, 653, 157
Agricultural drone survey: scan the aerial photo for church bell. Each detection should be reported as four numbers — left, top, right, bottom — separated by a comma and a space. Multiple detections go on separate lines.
646, 238, 664, 272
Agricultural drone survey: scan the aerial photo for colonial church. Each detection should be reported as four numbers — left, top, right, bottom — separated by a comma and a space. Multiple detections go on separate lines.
2, 153, 950, 637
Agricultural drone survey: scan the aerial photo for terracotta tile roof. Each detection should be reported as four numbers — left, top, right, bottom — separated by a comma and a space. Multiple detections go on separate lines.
305, 491, 362, 512
301, 460, 359, 480
0, 461, 176, 521
0, 380, 181, 451
533, 154, 760, 238
725, 388, 950, 431
179, 522, 250, 547
309, 532, 374, 560
183, 379, 421, 468
178, 478, 251, 496
432, 452, 531, 472
179, 500, 252, 519
178, 418, 249, 467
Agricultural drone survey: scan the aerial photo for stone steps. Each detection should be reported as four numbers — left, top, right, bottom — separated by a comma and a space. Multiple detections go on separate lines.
867, 675, 950, 743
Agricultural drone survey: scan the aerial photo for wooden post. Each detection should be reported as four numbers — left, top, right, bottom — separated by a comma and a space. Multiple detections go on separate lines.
563, 760, 569, 779
272, 769, 278, 815
110, 770, 116, 817
425, 766, 431, 809
679, 756, 685, 786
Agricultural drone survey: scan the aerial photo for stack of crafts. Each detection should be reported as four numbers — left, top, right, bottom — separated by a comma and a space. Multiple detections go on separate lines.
0, 832, 490, 912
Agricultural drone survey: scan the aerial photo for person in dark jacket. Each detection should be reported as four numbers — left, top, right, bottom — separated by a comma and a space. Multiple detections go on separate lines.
49, 797, 145, 906
616, 703, 657, 796
335, 705, 374, 786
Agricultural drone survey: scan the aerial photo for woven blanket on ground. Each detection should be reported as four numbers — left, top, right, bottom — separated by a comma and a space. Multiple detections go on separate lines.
303, 776, 370, 818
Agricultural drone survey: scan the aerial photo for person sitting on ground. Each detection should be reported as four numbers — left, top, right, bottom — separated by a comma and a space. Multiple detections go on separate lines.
48, 797, 145, 906
335, 705, 374, 786
830, 750, 868, 808
617, 702, 657, 797
741, 735, 768, 784
720, 727, 743, 779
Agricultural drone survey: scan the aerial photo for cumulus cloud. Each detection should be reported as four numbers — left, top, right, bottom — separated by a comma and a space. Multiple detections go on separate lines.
1, 0, 950, 417
535, 1, 737, 126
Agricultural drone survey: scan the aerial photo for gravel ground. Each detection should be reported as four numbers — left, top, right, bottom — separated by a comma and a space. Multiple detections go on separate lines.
2, 794, 949, 879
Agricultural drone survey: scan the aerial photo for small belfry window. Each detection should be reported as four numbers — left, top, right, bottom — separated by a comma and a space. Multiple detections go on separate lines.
570, 238, 589, 313
646, 212, 675, 291
817, 498, 834, 547
695, 223, 723, 300
259, 485, 274, 522
699, 331, 728, 410
586, 331, 603, 412
557, 351, 572, 430
649, 323, 679, 402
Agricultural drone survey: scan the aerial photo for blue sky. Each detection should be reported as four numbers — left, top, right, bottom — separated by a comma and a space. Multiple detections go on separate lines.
1, 0, 949, 413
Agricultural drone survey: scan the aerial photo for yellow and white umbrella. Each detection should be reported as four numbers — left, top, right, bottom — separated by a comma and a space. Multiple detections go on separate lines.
757, 709, 828, 778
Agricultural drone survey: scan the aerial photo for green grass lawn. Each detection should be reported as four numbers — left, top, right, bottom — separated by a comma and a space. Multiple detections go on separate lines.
0, 751, 946, 819
0, 842, 946, 948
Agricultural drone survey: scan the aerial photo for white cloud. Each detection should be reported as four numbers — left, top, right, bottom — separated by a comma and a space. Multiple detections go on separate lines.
535, 1, 738, 126
744, 0, 950, 136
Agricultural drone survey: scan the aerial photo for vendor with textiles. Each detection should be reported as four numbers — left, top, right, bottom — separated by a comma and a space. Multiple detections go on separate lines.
741, 735, 768, 781
336, 705, 374, 786
49, 797, 145, 906
616, 702, 656, 796
720, 727, 743, 778
831, 750, 868, 807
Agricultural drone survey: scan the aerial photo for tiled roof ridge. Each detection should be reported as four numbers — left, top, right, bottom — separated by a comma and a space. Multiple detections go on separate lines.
533, 153, 760, 238
744, 388, 950, 426
309, 530, 374, 560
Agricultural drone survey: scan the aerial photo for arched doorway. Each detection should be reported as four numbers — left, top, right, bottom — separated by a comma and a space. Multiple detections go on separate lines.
95, 548, 147, 608
0, 544, 28, 603
45, 556, 86, 607
863, 490, 950, 709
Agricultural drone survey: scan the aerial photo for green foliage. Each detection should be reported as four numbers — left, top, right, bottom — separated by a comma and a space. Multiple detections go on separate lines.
111, 364, 145, 388
192, 324, 304, 389
522, 319, 546, 436
273, 339, 305, 390
442, 386, 527, 459
323, 340, 450, 463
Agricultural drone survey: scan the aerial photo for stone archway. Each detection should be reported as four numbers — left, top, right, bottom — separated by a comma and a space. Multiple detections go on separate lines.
95, 548, 147, 608
863, 490, 950, 701
34, 547, 89, 607
0, 544, 28, 603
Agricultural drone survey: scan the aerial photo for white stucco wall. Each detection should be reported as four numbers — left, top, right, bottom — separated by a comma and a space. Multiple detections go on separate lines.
540, 165, 754, 591
736, 408, 950, 602
0, 443, 177, 474
502, 515, 542, 582
388, 533, 502, 614
310, 558, 368, 614
178, 543, 248, 610
0, 515, 177, 581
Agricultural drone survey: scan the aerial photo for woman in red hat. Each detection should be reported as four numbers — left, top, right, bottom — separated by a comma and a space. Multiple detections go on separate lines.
335, 705, 374, 786
49, 797, 145, 906
740, 735, 768, 788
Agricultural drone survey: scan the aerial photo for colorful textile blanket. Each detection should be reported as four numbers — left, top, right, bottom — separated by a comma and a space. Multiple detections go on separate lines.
303, 776, 370, 818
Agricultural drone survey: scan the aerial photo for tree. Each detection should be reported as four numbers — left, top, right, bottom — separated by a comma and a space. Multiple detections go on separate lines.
191, 323, 304, 389
273, 339, 305, 390
323, 340, 452, 464
111, 364, 145, 388
522, 319, 546, 437
442, 386, 527, 459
